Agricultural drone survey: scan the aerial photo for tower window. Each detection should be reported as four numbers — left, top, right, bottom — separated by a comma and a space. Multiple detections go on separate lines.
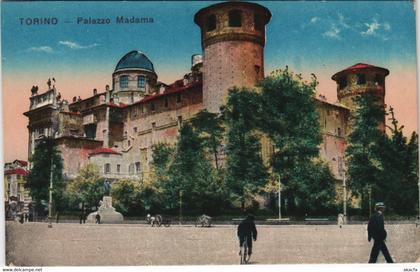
104, 163, 111, 174
135, 162, 141, 173
120, 75, 129, 89
374, 74, 384, 86
207, 14, 216, 32
138, 75, 146, 89
229, 10, 242, 27
338, 78, 347, 89
164, 97, 169, 108
117, 164, 121, 173
254, 13, 264, 31
176, 93, 182, 103
357, 74, 366, 85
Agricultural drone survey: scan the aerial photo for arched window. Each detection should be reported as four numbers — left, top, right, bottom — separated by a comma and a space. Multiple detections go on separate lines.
138, 75, 146, 89
120, 75, 128, 89
207, 14, 216, 32
229, 10, 242, 27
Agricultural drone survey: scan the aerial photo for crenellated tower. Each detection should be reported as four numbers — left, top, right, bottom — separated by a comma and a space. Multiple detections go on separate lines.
332, 63, 389, 132
194, 1, 271, 113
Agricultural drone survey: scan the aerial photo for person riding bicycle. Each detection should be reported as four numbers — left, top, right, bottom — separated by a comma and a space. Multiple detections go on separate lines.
237, 214, 257, 257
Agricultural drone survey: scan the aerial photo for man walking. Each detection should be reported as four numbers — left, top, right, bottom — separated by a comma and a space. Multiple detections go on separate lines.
237, 214, 258, 258
368, 202, 394, 263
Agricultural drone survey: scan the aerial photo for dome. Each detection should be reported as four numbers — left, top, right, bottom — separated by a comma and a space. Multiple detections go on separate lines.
114, 50, 155, 73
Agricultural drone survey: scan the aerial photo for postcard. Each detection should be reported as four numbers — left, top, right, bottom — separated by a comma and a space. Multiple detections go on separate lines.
2, 0, 419, 270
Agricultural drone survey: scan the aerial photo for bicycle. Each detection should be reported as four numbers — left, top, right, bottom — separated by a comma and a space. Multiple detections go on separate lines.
239, 236, 250, 264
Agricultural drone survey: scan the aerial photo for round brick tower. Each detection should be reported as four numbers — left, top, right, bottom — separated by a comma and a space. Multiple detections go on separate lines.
194, 2, 271, 113
332, 63, 389, 132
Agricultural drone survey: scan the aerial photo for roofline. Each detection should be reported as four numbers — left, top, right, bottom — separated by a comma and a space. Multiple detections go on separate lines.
114, 50, 156, 73
332, 64, 390, 81
113, 67, 157, 75
68, 91, 107, 106
194, 1, 272, 26
23, 104, 56, 116
126, 80, 202, 108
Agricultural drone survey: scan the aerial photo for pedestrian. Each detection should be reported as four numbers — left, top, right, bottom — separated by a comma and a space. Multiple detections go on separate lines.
79, 209, 86, 224
95, 213, 101, 224
367, 202, 394, 263
337, 213, 344, 228
237, 214, 258, 258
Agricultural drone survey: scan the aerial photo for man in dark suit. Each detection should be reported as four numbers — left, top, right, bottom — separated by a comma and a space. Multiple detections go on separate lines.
368, 202, 394, 263
237, 214, 258, 257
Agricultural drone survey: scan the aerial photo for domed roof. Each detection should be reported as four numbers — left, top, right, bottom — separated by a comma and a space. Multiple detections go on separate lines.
115, 50, 155, 73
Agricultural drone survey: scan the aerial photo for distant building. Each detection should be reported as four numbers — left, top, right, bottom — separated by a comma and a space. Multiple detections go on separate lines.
23, 2, 388, 205
4, 160, 31, 219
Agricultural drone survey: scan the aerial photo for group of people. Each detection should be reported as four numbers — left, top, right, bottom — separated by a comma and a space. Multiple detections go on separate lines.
237, 202, 394, 264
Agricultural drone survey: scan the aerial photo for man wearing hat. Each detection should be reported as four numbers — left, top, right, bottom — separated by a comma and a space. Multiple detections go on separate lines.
367, 202, 394, 263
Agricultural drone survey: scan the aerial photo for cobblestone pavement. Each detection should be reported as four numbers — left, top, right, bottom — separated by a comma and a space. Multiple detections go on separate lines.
5, 222, 420, 266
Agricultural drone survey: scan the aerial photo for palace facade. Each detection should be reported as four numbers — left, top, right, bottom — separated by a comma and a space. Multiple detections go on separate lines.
24, 1, 388, 195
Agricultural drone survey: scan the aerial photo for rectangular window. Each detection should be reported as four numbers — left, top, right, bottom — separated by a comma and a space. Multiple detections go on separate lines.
152, 122, 156, 130
357, 74, 366, 85
254, 13, 264, 31
133, 127, 138, 133
165, 97, 169, 108
151, 102, 155, 111
135, 162, 141, 173
176, 93, 182, 103
177, 116, 183, 127
338, 78, 347, 89
129, 163, 134, 175
229, 10, 242, 27
120, 76, 129, 89
207, 14, 216, 32
117, 164, 121, 173
138, 75, 146, 89
104, 163, 111, 174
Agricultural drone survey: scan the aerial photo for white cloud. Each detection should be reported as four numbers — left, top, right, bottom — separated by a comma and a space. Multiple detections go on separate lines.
58, 40, 98, 49
323, 24, 341, 40
310, 17, 319, 24
383, 22, 391, 31
361, 19, 380, 36
338, 13, 350, 29
26, 46, 54, 53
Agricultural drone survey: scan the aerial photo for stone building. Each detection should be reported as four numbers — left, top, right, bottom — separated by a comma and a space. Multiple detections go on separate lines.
4, 160, 31, 219
23, 2, 388, 197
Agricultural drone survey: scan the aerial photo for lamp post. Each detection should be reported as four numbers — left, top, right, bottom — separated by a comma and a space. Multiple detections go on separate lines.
339, 160, 347, 224
179, 190, 183, 225
48, 157, 54, 228
278, 175, 282, 220
417, 180, 420, 225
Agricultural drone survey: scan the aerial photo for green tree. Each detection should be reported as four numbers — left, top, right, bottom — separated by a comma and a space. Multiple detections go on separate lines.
345, 92, 386, 212
164, 123, 223, 213
258, 68, 334, 213
378, 108, 419, 215
26, 139, 64, 214
190, 110, 224, 171
66, 163, 106, 211
224, 88, 268, 210
144, 143, 175, 212
111, 178, 142, 215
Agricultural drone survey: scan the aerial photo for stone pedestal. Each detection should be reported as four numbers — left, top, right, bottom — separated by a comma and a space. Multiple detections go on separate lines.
87, 196, 123, 224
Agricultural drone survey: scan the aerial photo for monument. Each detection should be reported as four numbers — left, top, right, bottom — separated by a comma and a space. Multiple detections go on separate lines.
87, 196, 123, 224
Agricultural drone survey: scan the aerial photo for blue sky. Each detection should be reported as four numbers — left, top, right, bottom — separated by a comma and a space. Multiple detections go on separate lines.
2, 1, 417, 78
